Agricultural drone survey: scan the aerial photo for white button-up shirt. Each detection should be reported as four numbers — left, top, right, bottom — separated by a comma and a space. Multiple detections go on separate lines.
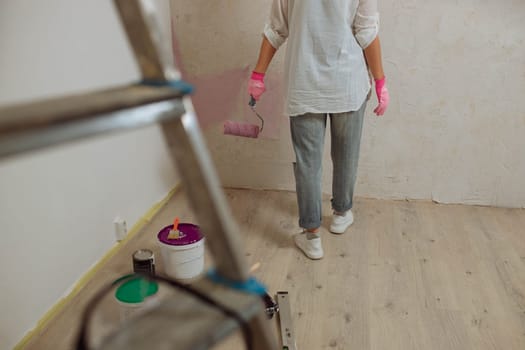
264, 0, 379, 116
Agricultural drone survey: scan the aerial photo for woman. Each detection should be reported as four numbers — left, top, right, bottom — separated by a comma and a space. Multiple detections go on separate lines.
248, 0, 389, 260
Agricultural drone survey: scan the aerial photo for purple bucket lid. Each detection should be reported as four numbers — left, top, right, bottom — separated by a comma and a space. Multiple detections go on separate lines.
157, 223, 203, 246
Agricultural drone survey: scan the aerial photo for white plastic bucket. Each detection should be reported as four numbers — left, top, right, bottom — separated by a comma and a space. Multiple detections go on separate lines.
158, 238, 205, 279
157, 223, 205, 280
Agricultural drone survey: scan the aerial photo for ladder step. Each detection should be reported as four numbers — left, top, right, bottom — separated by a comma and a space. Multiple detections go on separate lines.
0, 84, 188, 158
98, 278, 264, 350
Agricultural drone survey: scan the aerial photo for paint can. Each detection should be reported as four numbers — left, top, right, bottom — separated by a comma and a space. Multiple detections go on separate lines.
132, 249, 155, 276
157, 223, 205, 280
114, 275, 159, 322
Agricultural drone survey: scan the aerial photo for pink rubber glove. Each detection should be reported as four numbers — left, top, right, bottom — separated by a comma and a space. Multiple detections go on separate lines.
373, 77, 389, 116
248, 71, 266, 101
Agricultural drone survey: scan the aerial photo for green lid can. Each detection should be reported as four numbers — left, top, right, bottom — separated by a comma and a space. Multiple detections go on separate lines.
115, 276, 159, 304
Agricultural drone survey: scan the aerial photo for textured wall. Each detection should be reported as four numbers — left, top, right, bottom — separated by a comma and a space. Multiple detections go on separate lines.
172, 0, 525, 208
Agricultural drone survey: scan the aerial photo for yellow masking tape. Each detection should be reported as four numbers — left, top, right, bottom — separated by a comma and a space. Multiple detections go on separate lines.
14, 184, 180, 350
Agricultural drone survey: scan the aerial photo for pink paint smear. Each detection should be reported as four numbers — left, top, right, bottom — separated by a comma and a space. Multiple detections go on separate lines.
189, 68, 284, 140
171, 21, 284, 139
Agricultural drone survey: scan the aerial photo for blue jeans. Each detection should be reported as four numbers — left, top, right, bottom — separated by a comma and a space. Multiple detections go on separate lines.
290, 101, 366, 230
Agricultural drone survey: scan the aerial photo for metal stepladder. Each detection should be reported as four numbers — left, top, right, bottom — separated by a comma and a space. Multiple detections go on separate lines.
0, 0, 294, 349
102, 1, 279, 348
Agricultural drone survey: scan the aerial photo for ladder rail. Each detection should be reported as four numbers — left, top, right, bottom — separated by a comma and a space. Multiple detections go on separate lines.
160, 105, 278, 350
0, 85, 185, 159
114, 1, 279, 346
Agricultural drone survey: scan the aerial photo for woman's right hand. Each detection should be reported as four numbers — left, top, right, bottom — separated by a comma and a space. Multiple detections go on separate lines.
248, 71, 266, 101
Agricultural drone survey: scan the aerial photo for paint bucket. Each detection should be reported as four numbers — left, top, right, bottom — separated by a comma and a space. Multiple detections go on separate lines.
157, 223, 205, 280
114, 276, 159, 322
132, 249, 155, 276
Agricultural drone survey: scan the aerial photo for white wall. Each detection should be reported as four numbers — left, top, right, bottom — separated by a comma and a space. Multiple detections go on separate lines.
172, 0, 525, 208
0, 1, 178, 348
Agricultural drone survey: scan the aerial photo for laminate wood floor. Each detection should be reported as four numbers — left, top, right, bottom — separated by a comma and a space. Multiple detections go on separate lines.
24, 189, 525, 350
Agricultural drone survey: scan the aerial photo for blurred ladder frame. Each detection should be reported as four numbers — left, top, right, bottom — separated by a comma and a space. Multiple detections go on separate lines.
0, 0, 279, 349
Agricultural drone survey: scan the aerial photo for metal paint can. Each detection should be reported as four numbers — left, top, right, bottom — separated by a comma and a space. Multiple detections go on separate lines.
132, 249, 155, 276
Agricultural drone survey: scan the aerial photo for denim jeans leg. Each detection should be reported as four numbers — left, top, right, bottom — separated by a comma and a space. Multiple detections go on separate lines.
290, 113, 327, 230
330, 101, 366, 213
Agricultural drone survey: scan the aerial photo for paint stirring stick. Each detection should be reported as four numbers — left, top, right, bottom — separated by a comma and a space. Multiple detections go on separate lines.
249, 262, 261, 273
167, 217, 180, 239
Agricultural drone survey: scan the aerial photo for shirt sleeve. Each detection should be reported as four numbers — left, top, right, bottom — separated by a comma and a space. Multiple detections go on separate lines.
352, 0, 380, 49
263, 0, 289, 49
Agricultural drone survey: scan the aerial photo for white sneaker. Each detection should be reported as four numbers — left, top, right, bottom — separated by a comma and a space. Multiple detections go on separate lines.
294, 231, 324, 260
329, 210, 354, 234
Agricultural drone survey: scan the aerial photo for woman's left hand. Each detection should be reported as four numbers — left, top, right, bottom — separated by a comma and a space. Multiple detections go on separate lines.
374, 77, 389, 116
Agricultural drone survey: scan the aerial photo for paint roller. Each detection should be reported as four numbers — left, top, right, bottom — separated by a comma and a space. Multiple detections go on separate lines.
223, 96, 264, 138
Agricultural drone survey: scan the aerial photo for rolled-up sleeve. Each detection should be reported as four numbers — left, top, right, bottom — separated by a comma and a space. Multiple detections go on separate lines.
352, 0, 380, 49
263, 0, 289, 49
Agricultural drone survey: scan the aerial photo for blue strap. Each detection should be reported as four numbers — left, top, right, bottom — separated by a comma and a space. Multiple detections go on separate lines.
140, 79, 194, 95
207, 269, 267, 296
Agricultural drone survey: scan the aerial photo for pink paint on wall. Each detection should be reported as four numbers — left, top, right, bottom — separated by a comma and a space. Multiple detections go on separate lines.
185, 68, 285, 140
171, 16, 284, 139
187, 67, 249, 129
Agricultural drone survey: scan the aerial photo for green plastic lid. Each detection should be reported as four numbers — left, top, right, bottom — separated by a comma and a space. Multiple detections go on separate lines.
115, 276, 158, 304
